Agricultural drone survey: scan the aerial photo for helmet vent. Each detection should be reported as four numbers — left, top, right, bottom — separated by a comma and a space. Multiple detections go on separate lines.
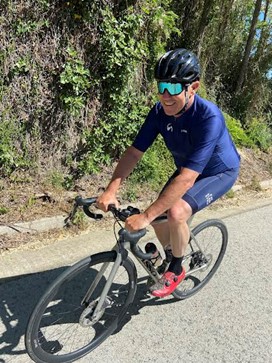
155, 48, 201, 84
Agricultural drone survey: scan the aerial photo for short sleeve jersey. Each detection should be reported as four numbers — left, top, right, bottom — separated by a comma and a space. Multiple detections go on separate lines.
132, 95, 240, 177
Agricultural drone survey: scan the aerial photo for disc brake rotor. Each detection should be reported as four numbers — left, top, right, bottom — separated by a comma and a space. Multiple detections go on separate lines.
79, 297, 112, 327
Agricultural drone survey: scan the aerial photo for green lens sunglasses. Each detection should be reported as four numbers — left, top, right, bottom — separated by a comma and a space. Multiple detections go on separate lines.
157, 82, 184, 96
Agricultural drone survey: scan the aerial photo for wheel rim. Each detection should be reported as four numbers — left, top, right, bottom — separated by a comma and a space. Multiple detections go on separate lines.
29, 257, 133, 362
174, 221, 227, 297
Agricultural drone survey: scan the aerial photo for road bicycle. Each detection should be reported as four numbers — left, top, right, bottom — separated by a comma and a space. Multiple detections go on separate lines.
25, 196, 228, 363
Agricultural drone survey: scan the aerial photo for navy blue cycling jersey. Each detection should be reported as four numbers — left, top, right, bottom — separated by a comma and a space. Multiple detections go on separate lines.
132, 95, 240, 177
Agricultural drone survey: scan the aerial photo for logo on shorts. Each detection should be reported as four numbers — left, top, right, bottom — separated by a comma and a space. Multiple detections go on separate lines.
167, 123, 173, 132
181, 129, 188, 133
205, 193, 213, 205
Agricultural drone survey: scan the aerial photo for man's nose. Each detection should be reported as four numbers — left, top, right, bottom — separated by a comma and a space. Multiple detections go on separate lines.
161, 89, 172, 98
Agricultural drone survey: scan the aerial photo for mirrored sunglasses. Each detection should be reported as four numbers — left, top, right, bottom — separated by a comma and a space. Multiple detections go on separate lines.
157, 82, 184, 96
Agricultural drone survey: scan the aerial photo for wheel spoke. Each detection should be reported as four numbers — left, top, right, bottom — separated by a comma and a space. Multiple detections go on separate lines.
26, 253, 136, 362
173, 220, 228, 299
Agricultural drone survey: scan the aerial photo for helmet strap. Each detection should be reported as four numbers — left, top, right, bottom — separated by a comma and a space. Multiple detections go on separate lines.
174, 85, 189, 117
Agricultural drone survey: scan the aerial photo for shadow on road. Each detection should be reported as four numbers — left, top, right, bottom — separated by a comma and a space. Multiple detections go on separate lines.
0, 268, 67, 362
114, 276, 181, 334
0, 267, 182, 363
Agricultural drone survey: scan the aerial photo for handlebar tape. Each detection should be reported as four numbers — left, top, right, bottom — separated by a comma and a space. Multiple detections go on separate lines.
130, 244, 153, 260
75, 196, 97, 206
75, 197, 103, 220
118, 228, 153, 260
83, 206, 103, 220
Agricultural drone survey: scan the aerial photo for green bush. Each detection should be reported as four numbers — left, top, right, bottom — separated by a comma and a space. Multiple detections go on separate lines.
60, 47, 92, 116
224, 113, 254, 148
0, 205, 9, 215
245, 118, 272, 152
0, 119, 31, 175
197, 82, 208, 99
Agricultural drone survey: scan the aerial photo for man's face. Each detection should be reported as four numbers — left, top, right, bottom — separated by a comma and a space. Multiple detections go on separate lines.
158, 81, 200, 116
158, 89, 187, 116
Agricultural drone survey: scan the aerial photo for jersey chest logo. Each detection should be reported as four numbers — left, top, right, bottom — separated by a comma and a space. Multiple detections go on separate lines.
167, 123, 173, 132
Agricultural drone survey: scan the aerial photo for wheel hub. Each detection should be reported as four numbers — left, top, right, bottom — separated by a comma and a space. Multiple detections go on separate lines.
189, 251, 212, 270
79, 297, 112, 327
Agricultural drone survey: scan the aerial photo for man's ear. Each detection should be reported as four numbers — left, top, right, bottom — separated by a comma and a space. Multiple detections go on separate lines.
190, 81, 200, 94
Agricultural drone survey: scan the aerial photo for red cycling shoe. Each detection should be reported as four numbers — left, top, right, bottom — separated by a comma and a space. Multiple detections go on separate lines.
150, 269, 185, 298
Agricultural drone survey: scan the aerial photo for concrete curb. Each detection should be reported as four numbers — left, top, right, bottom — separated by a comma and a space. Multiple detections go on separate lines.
0, 215, 66, 236
0, 179, 272, 237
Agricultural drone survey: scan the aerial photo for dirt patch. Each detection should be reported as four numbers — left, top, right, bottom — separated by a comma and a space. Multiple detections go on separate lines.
0, 147, 271, 252
238, 147, 272, 186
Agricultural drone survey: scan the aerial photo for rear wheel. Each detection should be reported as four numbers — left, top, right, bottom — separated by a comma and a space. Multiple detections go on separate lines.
173, 219, 228, 300
25, 251, 136, 363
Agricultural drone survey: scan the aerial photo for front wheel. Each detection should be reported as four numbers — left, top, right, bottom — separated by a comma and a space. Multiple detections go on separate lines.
173, 219, 228, 300
25, 251, 136, 363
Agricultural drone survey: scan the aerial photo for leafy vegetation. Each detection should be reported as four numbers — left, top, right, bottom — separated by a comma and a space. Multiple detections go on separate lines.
224, 114, 254, 148
60, 47, 91, 116
0, 0, 271, 191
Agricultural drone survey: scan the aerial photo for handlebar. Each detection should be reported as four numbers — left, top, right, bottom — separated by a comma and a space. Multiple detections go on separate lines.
72, 196, 153, 260
74, 196, 103, 220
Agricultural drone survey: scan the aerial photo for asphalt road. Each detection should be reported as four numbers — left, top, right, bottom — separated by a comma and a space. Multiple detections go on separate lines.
0, 202, 271, 363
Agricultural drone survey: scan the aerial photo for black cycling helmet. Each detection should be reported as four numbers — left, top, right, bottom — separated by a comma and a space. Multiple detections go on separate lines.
155, 48, 201, 84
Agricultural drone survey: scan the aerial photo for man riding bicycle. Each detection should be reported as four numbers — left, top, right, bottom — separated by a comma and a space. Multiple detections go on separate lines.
97, 48, 240, 298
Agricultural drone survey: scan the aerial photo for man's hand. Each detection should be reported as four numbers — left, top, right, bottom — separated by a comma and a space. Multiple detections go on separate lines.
96, 192, 119, 213
125, 213, 150, 232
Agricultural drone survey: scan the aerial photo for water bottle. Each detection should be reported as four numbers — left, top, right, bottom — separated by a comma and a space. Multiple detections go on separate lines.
144, 242, 162, 267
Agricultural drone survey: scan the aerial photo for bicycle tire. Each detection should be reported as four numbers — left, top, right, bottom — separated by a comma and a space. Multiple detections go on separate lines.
25, 251, 136, 363
172, 219, 228, 300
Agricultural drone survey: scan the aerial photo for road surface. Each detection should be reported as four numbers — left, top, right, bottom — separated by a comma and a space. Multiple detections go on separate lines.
0, 202, 271, 363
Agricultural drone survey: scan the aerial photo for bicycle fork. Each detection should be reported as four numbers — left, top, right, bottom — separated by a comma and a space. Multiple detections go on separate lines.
81, 252, 123, 322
